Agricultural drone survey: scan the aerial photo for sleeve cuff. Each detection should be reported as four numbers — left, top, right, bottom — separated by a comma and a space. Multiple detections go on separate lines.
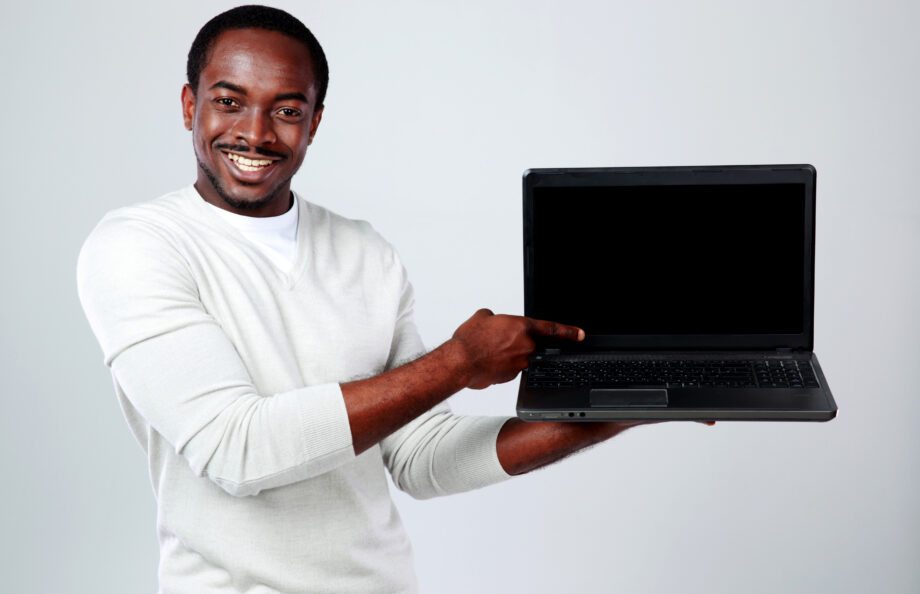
290, 382, 355, 474
434, 415, 513, 493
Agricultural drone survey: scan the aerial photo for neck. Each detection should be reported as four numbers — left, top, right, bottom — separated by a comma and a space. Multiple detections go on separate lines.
194, 176, 293, 218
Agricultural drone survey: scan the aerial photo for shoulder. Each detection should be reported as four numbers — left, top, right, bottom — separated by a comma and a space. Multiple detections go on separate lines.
77, 187, 217, 364
297, 195, 400, 264
78, 187, 203, 300
82, 186, 205, 250
78, 185, 230, 276
298, 196, 387, 242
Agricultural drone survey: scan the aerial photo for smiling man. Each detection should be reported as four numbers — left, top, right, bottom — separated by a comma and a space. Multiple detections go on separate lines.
77, 5, 642, 593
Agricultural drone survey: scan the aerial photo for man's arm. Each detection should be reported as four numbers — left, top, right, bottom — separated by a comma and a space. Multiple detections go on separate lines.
342, 308, 585, 455
495, 419, 638, 475
80, 214, 626, 495
345, 307, 642, 480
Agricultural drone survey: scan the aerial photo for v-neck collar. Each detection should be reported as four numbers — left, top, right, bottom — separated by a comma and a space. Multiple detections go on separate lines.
184, 185, 311, 289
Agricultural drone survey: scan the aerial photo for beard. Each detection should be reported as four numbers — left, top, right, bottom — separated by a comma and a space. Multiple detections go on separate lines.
197, 155, 292, 212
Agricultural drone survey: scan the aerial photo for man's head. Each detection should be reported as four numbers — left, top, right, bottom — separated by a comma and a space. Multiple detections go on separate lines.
186, 5, 328, 107
182, 6, 328, 217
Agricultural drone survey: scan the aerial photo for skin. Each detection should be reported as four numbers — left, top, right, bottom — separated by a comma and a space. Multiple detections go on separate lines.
182, 29, 323, 217
182, 28, 667, 476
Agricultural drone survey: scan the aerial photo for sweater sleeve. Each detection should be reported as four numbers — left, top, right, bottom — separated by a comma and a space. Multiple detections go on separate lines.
381, 403, 512, 500
378, 252, 512, 500
77, 216, 355, 497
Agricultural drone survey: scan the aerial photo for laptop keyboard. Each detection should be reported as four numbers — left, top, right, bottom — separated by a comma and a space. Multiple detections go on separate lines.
526, 358, 820, 389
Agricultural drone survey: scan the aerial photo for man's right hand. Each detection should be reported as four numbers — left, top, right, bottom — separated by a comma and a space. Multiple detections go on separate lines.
449, 308, 584, 390
341, 308, 583, 455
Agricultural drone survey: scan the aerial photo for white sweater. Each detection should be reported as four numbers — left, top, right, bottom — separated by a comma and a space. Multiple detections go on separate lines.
77, 186, 511, 593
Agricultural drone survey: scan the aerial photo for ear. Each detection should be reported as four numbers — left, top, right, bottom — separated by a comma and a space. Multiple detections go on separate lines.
181, 84, 196, 131
307, 105, 324, 145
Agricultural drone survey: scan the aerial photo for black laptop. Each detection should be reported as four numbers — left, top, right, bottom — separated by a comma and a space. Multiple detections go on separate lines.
517, 165, 837, 421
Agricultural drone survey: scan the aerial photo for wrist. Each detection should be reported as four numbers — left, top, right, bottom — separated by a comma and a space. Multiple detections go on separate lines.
438, 337, 476, 390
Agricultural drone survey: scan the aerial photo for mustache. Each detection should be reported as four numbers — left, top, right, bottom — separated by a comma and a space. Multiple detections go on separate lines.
216, 143, 285, 159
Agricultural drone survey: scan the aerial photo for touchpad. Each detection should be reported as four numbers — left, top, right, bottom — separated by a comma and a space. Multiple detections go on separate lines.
590, 389, 669, 408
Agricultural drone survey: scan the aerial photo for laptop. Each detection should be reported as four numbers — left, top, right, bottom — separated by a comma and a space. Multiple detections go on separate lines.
516, 165, 837, 421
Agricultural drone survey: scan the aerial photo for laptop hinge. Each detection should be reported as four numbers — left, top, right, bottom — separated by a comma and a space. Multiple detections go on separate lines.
543, 348, 561, 355
775, 348, 793, 353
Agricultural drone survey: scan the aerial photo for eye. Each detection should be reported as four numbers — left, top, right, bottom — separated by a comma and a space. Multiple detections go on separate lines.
214, 97, 239, 109
277, 107, 303, 120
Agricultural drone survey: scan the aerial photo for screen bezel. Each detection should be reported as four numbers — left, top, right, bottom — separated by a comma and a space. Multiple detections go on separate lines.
523, 165, 816, 351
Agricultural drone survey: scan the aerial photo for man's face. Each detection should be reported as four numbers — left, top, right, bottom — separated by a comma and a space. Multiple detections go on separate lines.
182, 28, 323, 217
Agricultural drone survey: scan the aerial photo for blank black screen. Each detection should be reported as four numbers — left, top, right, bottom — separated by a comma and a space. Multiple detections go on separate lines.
531, 183, 806, 335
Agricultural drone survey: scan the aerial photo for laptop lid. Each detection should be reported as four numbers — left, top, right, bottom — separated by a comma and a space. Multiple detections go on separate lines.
523, 165, 817, 352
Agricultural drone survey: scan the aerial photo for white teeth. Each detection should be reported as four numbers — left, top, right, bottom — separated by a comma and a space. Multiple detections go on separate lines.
227, 152, 272, 168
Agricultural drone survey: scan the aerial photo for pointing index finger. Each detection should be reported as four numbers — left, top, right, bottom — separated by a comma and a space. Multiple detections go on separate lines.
527, 317, 585, 342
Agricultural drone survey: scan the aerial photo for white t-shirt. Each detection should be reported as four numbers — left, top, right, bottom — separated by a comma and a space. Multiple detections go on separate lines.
204, 195, 299, 273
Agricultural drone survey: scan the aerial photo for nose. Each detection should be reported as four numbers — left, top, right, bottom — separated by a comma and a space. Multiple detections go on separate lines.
232, 109, 277, 146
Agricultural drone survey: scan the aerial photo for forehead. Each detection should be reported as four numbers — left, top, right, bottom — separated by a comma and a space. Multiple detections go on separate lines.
202, 28, 316, 98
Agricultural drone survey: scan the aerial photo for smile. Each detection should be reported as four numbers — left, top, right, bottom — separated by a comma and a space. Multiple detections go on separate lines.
225, 151, 276, 172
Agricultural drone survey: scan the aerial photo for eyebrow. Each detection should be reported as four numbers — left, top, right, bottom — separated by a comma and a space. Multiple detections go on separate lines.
274, 91, 309, 103
210, 81, 246, 94
209, 81, 309, 104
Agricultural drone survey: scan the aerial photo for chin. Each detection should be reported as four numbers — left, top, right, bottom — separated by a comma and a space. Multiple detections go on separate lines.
199, 157, 287, 212
219, 188, 279, 211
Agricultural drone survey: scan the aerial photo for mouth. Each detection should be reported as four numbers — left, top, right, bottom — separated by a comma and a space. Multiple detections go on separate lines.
221, 150, 280, 173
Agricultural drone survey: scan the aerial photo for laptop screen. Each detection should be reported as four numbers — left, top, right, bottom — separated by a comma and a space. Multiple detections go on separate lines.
524, 166, 816, 350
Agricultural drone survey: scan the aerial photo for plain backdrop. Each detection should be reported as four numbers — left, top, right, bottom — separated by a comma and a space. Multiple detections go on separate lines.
2, 1, 918, 592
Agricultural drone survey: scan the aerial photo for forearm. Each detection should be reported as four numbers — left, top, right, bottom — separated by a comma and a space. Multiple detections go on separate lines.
342, 338, 472, 455
496, 418, 640, 476
343, 309, 584, 456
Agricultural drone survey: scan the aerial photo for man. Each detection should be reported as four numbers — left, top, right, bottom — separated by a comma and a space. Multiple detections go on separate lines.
77, 6, 642, 592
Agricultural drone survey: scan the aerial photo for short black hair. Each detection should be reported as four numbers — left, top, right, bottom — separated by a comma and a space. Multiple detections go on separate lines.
187, 5, 329, 107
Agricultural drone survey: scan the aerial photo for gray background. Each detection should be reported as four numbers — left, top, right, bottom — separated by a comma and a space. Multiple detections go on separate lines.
2, 0, 918, 592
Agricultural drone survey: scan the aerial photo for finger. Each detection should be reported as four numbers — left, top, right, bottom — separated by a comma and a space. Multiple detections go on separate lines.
497, 369, 523, 384
526, 317, 585, 341
473, 308, 494, 319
